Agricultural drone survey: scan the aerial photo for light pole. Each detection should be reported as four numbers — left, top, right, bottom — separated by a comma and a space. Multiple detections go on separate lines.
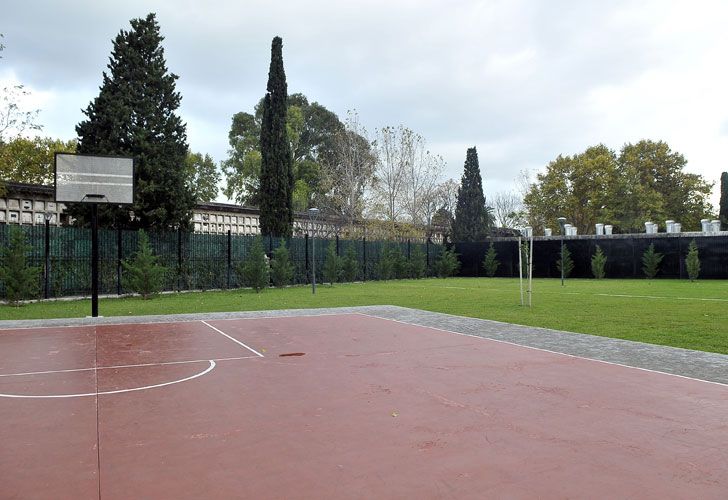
44, 211, 53, 299
557, 217, 567, 287
308, 207, 320, 294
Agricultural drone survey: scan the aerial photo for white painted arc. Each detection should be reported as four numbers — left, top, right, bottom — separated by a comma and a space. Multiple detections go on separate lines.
0, 360, 216, 399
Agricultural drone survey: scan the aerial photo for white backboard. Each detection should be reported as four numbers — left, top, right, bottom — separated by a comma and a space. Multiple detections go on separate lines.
55, 153, 134, 204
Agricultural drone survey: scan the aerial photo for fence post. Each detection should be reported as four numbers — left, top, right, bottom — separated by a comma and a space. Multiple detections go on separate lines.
363, 236, 367, 281
426, 238, 430, 273
336, 234, 340, 256
305, 233, 310, 283
177, 228, 183, 291
227, 229, 232, 289
117, 227, 123, 295
407, 239, 411, 260
44, 220, 50, 299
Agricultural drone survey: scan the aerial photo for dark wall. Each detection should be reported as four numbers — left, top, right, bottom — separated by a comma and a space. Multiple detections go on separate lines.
455, 234, 728, 279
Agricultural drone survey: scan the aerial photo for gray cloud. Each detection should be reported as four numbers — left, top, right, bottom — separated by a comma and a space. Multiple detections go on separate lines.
2, 0, 726, 206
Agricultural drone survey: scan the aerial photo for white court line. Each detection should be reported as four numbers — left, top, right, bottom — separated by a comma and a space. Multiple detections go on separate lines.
353, 313, 728, 389
201, 321, 264, 357
0, 356, 258, 378
0, 361, 216, 399
0, 312, 349, 331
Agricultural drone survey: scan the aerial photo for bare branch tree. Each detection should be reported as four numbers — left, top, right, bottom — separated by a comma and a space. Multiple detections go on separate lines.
369, 125, 410, 226
322, 110, 376, 228
492, 190, 526, 228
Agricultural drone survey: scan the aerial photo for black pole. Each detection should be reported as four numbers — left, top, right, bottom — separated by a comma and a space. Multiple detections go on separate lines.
117, 226, 122, 295
335, 234, 340, 256
407, 239, 411, 260
177, 228, 183, 291
305, 233, 309, 278
363, 236, 367, 281
227, 229, 232, 289
311, 232, 316, 294
44, 218, 50, 299
560, 238, 564, 287
91, 203, 99, 317
426, 238, 430, 272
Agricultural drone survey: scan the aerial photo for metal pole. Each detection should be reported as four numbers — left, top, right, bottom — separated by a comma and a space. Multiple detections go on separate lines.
44, 218, 50, 299
117, 226, 122, 295
560, 238, 564, 287
91, 204, 99, 317
311, 231, 316, 294
529, 234, 534, 307
518, 237, 524, 306
226, 229, 232, 289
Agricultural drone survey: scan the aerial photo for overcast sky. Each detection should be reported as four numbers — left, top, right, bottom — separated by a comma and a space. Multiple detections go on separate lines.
2, 0, 727, 207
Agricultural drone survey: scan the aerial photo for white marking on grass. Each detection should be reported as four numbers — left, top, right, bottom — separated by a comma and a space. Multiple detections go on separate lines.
0, 360, 216, 398
354, 313, 728, 388
563, 291, 728, 302
201, 321, 264, 357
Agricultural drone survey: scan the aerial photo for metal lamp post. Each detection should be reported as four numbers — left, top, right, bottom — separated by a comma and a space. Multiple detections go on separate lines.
308, 207, 320, 294
557, 217, 567, 287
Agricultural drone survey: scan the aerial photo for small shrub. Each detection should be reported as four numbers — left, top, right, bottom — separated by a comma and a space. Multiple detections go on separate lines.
556, 244, 574, 278
408, 246, 427, 279
0, 228, 40, 306
122, 230, 166, 299
322, 240, 342, 285
591, 245, 607, 279
270, 243, 294, 287
482, 243, 499, 277
376, 244, 397, 280
685, 239, 700, 281
642, 243, 663, 279
237, 237, 269, 292
340, 246, 360, 282
435, 248, 460, 278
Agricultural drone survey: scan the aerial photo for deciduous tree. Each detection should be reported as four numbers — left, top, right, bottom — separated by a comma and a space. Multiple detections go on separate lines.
185, 152, 220, 203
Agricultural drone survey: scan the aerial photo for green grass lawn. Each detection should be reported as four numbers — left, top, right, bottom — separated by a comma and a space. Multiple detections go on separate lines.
2, 278, 727, 354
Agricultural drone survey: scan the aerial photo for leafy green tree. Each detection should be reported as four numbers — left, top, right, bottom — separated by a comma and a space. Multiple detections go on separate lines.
121, 230, 166, 299
72, 13, 194, 230
685, 240, 700, 282
0, 228, 39, 305
259, 37, 293, 237
435, 248, 461, 278
0, 137, 76, 195
185, 151, 220, 203
408, 246, 427, 279
591, 245, 607, 279
269, 242, 294, 287
482, 242, 499, 277
556, 245, 574, 278
452, 147, 491, 242
616, 140, 712, 232
524, 145, 617, 234
720, 172, 728, 231
340, 245, 360, 282
642, 243, 663, 279
322, 240, 341, 285
524, 141, 713, 233
238, 237, 269, 292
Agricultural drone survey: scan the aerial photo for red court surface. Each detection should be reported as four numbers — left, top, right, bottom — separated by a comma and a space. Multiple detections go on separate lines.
1, 313, 727, 499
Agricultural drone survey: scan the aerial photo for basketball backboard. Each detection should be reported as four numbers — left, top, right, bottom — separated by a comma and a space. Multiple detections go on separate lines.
54, 153, 134, 204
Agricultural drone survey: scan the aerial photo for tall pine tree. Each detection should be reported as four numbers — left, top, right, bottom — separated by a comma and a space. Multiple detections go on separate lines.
259, 37, 294, 237
452, 147, 490, 242
73, 13, 194, 230
720, 172, 728, 231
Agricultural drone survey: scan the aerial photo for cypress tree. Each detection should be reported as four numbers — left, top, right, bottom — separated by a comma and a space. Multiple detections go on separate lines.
259, 36, 293, 237
720, 172, 728, 230
73, 13, 194, 230
452, 147, 490, 242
